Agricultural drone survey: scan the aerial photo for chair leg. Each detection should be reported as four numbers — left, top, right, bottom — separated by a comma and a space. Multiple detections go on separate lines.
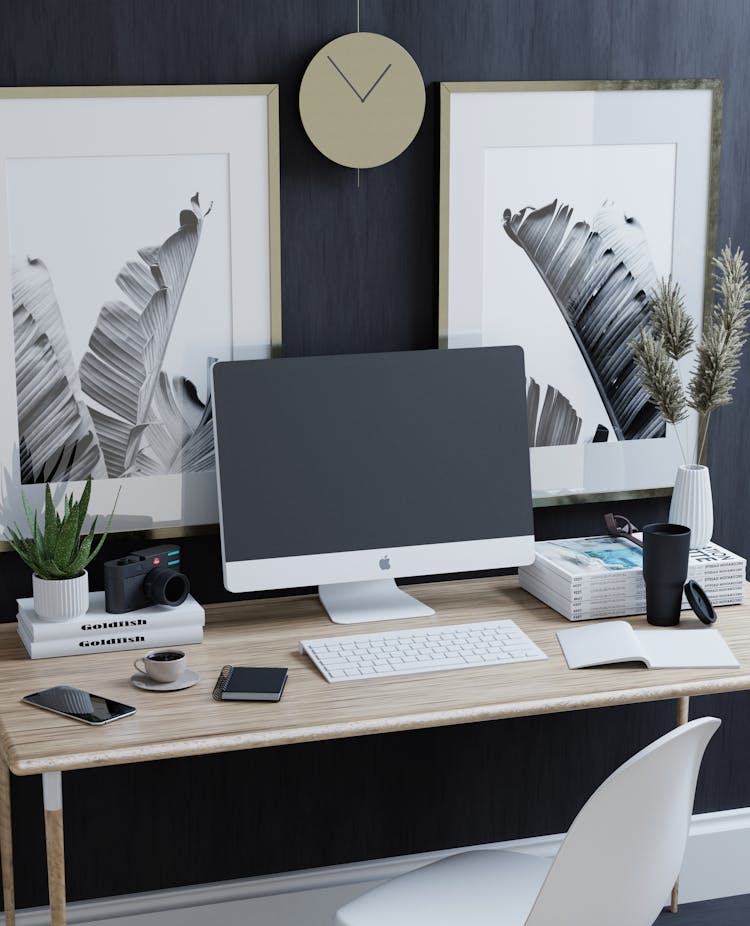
670, 696, 690, 914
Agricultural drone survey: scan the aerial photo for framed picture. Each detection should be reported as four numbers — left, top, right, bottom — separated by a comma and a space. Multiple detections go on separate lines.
439, 80, 721, 506
0, 84, 281, 539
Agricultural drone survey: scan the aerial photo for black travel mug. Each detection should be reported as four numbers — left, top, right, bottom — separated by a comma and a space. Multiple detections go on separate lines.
642, 523, 691, 626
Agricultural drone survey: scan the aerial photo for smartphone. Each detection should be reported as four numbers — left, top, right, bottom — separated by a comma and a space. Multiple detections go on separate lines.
22, 686, 136, 726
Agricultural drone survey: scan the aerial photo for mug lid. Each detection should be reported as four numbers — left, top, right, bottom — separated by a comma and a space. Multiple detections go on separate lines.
684, 579, 717, 625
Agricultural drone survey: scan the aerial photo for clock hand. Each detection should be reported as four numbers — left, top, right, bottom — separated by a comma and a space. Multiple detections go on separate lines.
360, 63, 392, 102
327, 56, 364, 100
327, 56, 392, 103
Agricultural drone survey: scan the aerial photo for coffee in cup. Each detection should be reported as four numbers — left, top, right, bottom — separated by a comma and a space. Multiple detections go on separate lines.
134, 649, 186, 683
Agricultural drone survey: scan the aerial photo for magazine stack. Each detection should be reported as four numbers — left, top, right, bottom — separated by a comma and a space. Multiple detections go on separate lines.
15, 591, 205, 659
519, 535, 746, 621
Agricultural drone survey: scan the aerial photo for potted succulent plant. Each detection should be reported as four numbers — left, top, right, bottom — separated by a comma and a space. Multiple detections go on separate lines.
4, 479, 117, 622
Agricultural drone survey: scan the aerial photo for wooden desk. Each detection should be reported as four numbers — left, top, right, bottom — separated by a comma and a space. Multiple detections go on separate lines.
1, 576, 749, 925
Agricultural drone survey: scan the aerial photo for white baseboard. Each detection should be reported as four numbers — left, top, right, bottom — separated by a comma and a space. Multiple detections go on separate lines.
679, 807, 750, 903
5, 807, 750, 925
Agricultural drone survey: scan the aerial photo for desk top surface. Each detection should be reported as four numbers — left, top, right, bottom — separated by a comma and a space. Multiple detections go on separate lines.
1, 576, 749, 775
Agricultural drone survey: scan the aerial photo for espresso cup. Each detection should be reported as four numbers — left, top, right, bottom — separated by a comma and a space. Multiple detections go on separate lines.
134, 649, 186, 683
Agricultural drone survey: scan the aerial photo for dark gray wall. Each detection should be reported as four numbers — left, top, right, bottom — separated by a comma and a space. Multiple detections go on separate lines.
1, 0, 749, 909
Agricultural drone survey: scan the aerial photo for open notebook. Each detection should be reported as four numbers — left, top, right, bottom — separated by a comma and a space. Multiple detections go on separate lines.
557, 621, 739, 670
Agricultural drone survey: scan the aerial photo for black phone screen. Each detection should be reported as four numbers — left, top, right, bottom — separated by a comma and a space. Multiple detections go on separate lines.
23, 686, 136, 725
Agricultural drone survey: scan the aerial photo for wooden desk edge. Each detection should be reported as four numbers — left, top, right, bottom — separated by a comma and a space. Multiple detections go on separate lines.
4, 672, 750, 776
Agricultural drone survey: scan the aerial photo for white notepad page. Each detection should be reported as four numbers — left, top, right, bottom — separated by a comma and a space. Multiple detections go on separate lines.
558, 621, 739, 670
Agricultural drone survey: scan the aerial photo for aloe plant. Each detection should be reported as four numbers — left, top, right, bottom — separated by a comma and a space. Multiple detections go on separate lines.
4, 479, 118, 580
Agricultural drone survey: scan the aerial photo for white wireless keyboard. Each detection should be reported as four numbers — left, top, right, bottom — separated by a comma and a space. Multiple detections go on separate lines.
299, 619, 547, 682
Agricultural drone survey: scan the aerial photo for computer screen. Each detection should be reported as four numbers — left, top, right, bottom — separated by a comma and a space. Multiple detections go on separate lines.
212, 347, 534, 621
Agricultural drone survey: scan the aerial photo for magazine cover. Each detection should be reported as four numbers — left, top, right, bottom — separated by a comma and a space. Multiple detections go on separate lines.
530, 537, 745, 583
534, 536, 643, 578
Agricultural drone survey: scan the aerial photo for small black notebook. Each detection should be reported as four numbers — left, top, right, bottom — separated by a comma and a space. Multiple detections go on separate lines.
213, 665, 288, 702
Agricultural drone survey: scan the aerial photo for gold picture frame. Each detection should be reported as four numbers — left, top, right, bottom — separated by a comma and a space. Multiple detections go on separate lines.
0, 84, 282, 549
439, 79, 722, 507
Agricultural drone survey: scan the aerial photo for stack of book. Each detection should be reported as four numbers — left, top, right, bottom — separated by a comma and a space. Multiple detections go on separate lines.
16, 591, 204, 659
519, 536, 746, 621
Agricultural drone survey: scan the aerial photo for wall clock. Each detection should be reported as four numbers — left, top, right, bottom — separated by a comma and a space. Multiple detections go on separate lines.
299, 31, 425, 169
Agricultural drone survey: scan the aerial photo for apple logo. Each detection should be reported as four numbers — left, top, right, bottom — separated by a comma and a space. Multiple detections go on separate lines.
379, 555, 391, 571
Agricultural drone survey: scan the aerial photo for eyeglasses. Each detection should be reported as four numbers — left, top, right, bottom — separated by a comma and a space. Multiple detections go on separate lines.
604, 513, 643, 548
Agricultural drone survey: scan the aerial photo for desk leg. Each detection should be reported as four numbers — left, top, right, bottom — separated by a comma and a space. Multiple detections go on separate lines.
0, 758, 15, 926
671, 696, 690, 914
43, 772, 66, 926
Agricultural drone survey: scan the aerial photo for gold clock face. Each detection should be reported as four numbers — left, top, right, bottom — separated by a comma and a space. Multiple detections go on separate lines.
299, 32, 426, 169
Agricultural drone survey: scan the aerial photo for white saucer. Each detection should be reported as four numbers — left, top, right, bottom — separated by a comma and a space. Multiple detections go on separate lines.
130, 669, 200, 692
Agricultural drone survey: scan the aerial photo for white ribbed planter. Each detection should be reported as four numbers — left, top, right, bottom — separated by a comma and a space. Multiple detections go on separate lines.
32, 570, 90, 622
669, 465, 714, 549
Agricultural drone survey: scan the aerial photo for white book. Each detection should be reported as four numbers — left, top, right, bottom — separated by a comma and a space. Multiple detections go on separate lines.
16, 592, 205, 642
557, 621, 739, 670
17, 621, 204, 659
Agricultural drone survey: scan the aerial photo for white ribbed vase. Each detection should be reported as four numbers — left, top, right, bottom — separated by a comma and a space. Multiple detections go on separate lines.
32, 570, 89, 622
669, 465, 713, 549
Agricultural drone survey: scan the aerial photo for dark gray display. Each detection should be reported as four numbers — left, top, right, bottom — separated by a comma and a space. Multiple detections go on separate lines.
23, 686, 136, 725
212, 347, 533, 563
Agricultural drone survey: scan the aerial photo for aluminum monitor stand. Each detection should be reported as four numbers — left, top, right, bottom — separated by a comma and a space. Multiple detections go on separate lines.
319, 579, 435, 624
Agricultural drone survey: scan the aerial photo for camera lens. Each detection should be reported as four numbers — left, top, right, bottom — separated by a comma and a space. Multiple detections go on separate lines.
143, 567, 190, 607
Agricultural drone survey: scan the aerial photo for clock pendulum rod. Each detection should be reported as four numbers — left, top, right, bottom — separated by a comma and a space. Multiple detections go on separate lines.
356, 0, 360, 188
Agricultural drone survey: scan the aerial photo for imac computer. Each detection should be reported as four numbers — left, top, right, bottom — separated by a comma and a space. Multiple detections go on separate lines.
211, 347, 534, 624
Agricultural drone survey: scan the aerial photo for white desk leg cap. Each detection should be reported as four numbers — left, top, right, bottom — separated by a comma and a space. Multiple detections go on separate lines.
42, 772, 62, 812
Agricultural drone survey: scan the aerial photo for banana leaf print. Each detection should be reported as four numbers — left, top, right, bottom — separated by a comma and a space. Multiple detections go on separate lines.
12, 257, 107, 484
503, 200, 665, 441
11, 193, 215, 483
527, 377, 582, 447
80, 193, 212, 477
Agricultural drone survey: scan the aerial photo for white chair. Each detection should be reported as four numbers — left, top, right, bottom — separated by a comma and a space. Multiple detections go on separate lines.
334, 716, 720, 926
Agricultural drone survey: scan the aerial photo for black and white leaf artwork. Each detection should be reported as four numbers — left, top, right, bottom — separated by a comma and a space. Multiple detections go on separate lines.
132, 361, 216, 476
11, 193, 217, 484
527, 377, 582, 447
503, 199, 666, 443
12, 257, 107, 484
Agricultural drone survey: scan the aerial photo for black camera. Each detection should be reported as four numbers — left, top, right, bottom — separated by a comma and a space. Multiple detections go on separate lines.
103, 545, 190, 614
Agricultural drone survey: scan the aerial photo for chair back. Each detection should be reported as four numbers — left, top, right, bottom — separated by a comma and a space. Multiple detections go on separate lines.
525, 716, 720, 926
